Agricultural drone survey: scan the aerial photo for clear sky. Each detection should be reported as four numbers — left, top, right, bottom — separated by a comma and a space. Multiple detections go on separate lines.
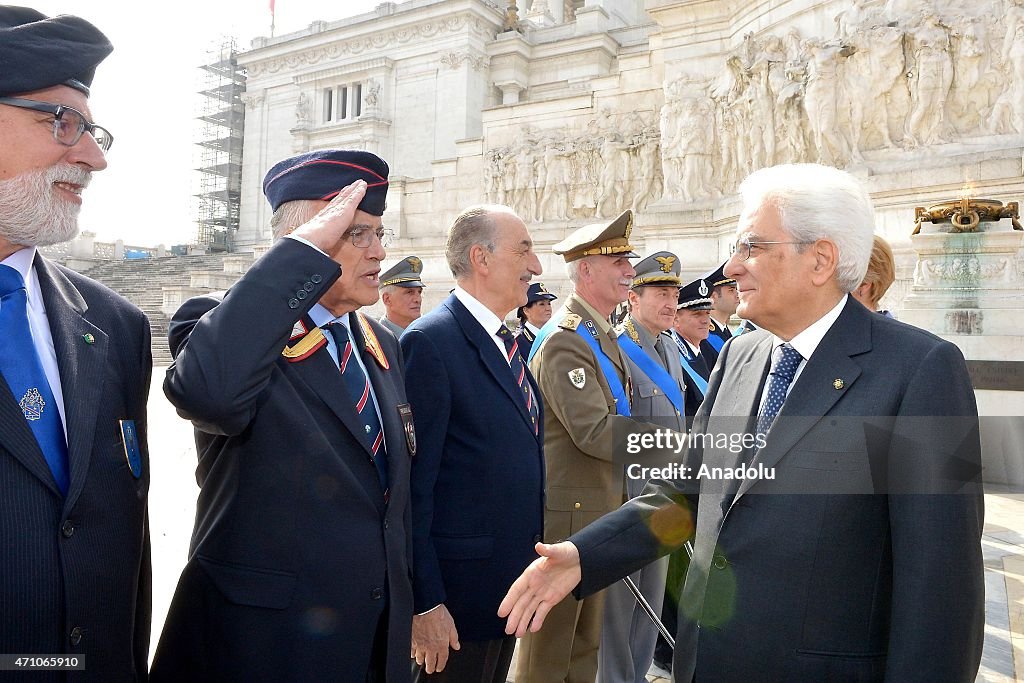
30, 0, 384, 247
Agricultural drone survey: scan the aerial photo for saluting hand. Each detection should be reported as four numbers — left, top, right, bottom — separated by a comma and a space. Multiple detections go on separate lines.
291, 179, 367, 256
411, 603, 461, 674
497, 541, 582, 637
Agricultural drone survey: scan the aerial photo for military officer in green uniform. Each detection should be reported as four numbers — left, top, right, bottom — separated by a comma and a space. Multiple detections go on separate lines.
599, 252, 687, 683
378, 255, 425, 336
516, 211, 688, 683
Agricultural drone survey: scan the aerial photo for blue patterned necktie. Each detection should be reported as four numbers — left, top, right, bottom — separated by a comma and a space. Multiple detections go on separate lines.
497, 325, 539, 435
755, 343, 803, 439
326, 322, 389, 497
0, 264, 69, 494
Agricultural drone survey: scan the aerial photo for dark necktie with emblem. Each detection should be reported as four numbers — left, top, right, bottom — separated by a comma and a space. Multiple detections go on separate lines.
0, 264, 69, 494
497, 324, 540, 435
755, 343, 803, 439
326, 322, 389, 497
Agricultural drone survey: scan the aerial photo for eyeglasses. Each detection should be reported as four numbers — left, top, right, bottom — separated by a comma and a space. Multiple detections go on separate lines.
0, 97, 114, 152
346, 225, 394, 248
731, 237, 811, 261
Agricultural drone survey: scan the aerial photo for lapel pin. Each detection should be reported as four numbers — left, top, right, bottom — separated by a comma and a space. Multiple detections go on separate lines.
833, 378, 844, 390
83, 333, 95, 345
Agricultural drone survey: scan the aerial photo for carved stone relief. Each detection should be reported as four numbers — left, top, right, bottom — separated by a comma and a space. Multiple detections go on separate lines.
484, 0, 1024, 218
439, 51, 489, 71
246, 15, 493, 77
483, 111, 663, 222
240, 92, 265, 109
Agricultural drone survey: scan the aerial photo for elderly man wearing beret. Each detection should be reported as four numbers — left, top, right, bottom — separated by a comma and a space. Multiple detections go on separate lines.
151, 150, 415, 682
0, 7, 152, 681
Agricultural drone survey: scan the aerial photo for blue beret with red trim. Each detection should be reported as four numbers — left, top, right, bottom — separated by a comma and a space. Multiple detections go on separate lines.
0, 6, 112, 97
263, 149, 390, 216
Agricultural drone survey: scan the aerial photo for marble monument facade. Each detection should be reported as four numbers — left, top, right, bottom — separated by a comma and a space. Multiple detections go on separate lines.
236, 0, 1022, 377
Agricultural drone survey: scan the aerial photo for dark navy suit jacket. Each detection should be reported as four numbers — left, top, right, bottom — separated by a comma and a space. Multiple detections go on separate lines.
0, 255, 151, 682
151, 239, 414, 682
401, 294, 545, 641
574, 298, 985, 682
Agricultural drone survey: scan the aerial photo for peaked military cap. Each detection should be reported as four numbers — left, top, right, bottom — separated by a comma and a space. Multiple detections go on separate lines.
552, 210, 639, 262
525, 282, 557, 305
677, 276, 713, 310
703, 260, 736, 288
631, 251, 682, 288
0, 7, 112, 97
380, 256, 425, 288
263, 149, 389, 215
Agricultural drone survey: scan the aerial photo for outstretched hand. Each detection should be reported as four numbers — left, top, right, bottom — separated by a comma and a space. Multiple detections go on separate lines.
291, 179, 366, 255
497, 541, 582, 637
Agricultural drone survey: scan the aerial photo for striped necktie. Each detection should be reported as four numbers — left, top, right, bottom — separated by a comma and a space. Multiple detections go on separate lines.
326, 322, 389, 497
0, 264, 69, 494
497, 325, 539, 435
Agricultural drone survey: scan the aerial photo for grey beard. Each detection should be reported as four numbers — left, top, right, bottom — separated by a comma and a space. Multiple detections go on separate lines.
0, 165, 90, 247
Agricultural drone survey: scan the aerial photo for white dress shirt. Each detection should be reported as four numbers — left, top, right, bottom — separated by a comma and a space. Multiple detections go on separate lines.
756, 294, 847, 415
1, 247, 68, 435
453, 286, 513, 366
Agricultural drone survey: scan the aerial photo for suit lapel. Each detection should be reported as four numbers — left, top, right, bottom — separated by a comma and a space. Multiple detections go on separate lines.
720, 334, 772, 429
734, 301, 869, 500
288, 323, 375, 460
447, 296, 536, 436
0, 374, 59, 493
34, 256, 108, 505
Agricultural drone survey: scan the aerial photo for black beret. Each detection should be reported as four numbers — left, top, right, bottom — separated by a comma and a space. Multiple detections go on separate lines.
263, 149, 390, 215
0, 6, 112, 97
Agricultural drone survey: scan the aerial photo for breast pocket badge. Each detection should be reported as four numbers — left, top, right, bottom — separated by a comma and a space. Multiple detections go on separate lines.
397, 403, 416, 457
119, 419, 142, 479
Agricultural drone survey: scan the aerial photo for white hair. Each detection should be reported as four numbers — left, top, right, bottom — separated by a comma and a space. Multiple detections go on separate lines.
0, 164, 89, 247
270, 199, 323, 240
565, 258, 583, 284
738, 163, 875, 292
565, 255, 601, 285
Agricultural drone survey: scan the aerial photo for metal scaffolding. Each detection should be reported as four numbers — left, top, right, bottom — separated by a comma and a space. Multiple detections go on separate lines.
194, 38, 245, 252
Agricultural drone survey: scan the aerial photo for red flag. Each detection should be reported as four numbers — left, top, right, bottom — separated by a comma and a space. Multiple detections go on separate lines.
269, 0, 275, 14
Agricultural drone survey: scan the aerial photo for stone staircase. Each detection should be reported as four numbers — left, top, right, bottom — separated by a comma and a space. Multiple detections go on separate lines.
83, 255, 246, 366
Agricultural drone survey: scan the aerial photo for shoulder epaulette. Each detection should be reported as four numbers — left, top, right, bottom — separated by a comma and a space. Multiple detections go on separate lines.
357, 312, 390, 370
620, 319, 641, 345
282, 327, 326, 361
559, 313, 582, 331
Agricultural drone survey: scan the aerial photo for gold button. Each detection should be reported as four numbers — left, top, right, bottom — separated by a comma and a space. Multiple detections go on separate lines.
574, 502, 581, 509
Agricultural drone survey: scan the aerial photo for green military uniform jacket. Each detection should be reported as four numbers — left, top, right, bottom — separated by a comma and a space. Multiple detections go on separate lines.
529, 294, 636, 540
